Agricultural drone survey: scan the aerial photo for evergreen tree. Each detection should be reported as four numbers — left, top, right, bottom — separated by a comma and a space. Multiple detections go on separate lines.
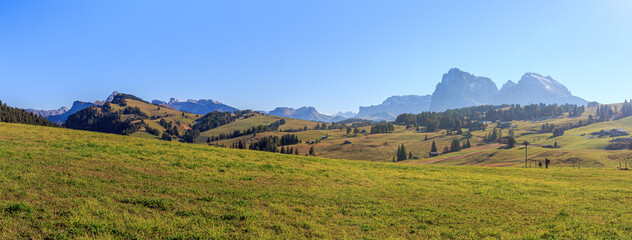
309, 146, 315, 156
409, 151, 413, 160
450, 139, 461, 152
465, 139, 471, 148
431, 141, 438, 152
506, 136, 516, 148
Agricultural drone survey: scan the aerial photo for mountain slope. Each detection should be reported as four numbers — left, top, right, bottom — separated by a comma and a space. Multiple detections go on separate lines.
356, 95, 431, 120
48, 101, 97, 124
1, 122, 632, 239
429, 68, 499, 112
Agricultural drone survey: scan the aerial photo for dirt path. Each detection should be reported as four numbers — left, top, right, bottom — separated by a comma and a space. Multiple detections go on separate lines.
404, 143, 503, 165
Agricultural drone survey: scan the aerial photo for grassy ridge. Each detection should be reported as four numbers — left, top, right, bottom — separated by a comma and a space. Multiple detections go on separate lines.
2, 122, 632, 239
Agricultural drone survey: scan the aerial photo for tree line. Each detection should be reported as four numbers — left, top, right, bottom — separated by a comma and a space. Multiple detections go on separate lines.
206, 119, 286, 142
0, 101, 58, 127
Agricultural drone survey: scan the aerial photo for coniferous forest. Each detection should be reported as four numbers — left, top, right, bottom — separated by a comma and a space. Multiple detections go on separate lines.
0, 100, 58, 127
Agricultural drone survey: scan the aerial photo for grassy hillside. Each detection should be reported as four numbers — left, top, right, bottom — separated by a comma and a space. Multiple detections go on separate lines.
196, 115, 317, 144
2, 122, 632, 239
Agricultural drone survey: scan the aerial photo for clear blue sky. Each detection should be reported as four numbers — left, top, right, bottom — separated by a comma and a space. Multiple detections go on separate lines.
1, 0, 631, 114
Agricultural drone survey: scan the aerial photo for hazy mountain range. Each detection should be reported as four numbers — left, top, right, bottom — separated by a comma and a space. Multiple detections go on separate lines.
268, 107, 345, 123
25, 68, 589, 123
151, 98, 238, 115
356, 68, 588, 120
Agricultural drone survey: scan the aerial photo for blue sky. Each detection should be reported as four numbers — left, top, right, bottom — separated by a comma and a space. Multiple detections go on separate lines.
1, 0, 631, 114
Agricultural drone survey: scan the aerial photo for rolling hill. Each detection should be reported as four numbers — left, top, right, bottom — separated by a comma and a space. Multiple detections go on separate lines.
2, 122, 632, 238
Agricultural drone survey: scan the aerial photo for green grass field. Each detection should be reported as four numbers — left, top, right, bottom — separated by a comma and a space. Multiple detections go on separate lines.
2, 122, 632, 239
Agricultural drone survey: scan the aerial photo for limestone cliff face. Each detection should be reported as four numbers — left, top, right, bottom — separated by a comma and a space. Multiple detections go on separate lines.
429, 68, 498, 112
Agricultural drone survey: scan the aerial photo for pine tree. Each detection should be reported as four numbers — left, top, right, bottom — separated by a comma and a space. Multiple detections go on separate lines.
409, 151, 413, 159
431, 141, 438, 152
450, 139, 461, 152
465, 139, 471, 148
506, 136, 516, 148
309, 146, 315, 156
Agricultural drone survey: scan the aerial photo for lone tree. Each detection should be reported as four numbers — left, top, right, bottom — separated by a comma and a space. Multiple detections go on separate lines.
309, 146, 315, 156
431, 140, 438, 153
523, 141, 530, 168
506, 136, 516, 149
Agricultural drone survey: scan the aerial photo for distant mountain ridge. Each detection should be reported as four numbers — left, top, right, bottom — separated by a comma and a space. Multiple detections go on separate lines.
356, 68, 589, 120
151, 98, 238, 115
268, 106, 344, 123
26, 107, 69, 118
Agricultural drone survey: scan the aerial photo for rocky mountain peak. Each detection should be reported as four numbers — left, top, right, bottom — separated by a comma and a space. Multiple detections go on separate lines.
429, 68, 498, 112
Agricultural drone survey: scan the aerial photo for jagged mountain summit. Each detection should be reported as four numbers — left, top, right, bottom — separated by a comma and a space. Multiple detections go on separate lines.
26, 106, 69, 118
47, 101, 97, 124
357, 68, 589, 117
268, 106, 344, 123
429, 68, 498, 112
151, 98, 238, 115
356, 95, 431, 120
497, 73, 587, 106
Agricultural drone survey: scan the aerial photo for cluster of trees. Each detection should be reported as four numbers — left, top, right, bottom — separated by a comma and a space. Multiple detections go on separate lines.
159, 119, 180, 137
484, 128, 504, 143
539, 123, 565, 137
346, 127, 360, 136
122, 106, 148, 118
596, 105, 615, 122
314, 122, 328, 130
65, 106, 140, 135
370, 122, 394, 134
334, 119, 374, 128
396, 103, 588, 133
182, 129, 200, 143
144, 124, 161, 136
194, 111, 239, 132
281, 126, 309, 132
280, 134, 300, 145
245, 134, 301, 153
615, 100, 632, 120
485, 104, 583, 122
207, 119, 286, 142
396, 105, 506, 132
394, 144, 411, 162
0, 101, 58, 127
279, 146, 299, 155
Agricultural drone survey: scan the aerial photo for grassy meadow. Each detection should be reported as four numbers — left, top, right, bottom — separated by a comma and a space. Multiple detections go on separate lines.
2, 122, 632, 239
